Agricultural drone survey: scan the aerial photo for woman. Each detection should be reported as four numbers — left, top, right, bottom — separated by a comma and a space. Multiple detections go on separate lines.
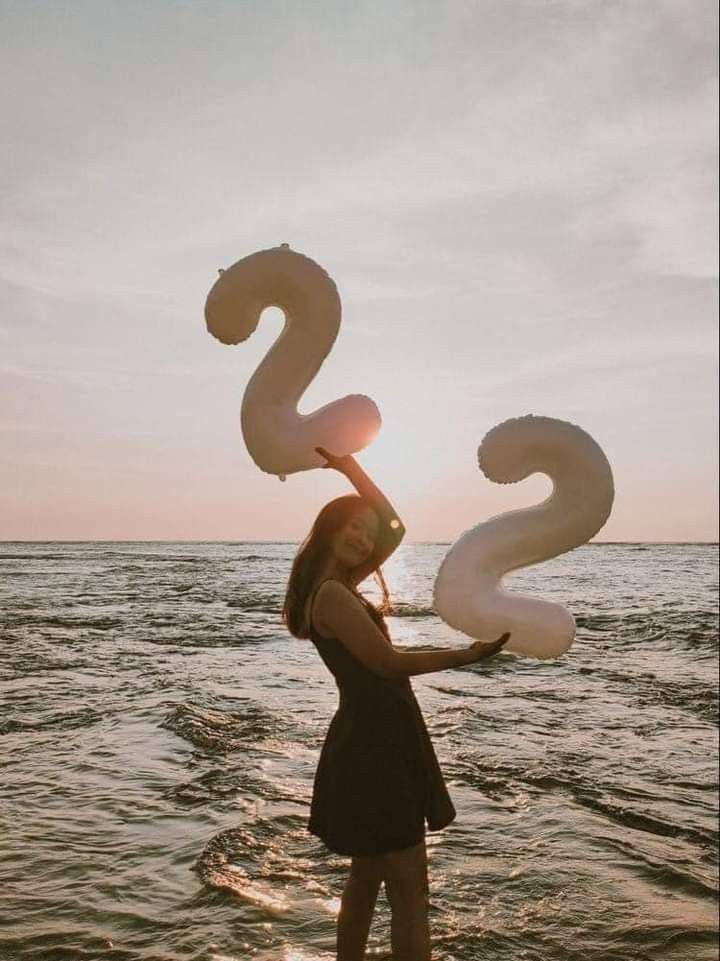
282, 448, 509, 961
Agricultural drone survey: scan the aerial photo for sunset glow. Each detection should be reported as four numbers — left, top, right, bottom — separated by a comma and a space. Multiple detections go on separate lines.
1, 2, 716, 543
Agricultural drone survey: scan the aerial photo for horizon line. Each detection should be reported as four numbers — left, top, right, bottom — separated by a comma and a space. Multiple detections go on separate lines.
1, 539, 718, 546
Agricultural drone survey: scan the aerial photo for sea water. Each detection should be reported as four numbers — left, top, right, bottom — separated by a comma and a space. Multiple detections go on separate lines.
1, 542, 717, 960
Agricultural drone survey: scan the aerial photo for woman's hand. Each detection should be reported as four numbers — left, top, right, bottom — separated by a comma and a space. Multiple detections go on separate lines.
466, 633, 510, 663
315, 447, 356, 476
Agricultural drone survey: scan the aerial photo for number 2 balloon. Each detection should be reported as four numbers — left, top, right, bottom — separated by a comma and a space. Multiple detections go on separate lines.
204, 244, 381, 480
433, 415, 614, 658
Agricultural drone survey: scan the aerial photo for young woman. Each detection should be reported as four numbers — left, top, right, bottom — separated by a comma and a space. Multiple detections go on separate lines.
282, 448, 509, 961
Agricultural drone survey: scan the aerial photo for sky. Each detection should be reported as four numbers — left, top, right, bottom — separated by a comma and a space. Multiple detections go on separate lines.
1, 0, 717, 542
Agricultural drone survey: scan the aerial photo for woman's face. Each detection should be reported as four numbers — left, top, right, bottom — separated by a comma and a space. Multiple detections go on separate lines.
331, 505, 379, 570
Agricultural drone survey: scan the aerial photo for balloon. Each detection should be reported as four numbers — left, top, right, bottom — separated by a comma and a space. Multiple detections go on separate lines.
433, 415, 614, 659
205, 244, 381, 478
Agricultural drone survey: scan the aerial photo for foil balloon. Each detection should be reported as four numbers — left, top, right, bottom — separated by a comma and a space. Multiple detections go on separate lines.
205, 244, 381, 479
433, 415, 614, 659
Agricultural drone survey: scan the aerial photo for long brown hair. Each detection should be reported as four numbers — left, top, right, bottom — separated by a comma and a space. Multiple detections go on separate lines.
282, 494, 392, 639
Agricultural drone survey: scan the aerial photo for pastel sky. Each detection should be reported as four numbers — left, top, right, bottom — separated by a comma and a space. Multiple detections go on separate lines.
1, 0, 717, 542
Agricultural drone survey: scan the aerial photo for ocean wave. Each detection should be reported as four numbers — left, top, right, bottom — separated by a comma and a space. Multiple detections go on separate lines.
571, 788, 718, 857
107, 551, 203, 562
2, 651, 90, 679
0, 613, 124, 631
0, 552, 80, 561
450, 756, 718, 859
388, 602, 436, 618
610, 858, 719, 914
165, 765, 270, 807
575, 610, 719, 652
0, 707, 105, 735
161, 700, 287, 752
144, 626, 278, 648
195, 815, 331, 916
227, 595, 281, 614
583, 667, 719, 724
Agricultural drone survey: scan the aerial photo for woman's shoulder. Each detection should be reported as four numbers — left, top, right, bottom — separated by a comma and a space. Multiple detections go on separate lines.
314, 580, 389, 638
315, 579, 376, 612
312, 579, 354, 623
308, 579, 347, 638
311, 579, 377, 629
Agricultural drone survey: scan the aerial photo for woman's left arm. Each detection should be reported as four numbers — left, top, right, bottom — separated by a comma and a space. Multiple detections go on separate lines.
315, 448, 406, 577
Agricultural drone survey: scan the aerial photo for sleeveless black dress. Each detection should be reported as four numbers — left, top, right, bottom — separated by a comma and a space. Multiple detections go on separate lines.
307, 579, 456, 856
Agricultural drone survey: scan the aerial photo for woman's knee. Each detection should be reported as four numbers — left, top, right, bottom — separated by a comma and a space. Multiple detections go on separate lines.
385, 875, 429, 918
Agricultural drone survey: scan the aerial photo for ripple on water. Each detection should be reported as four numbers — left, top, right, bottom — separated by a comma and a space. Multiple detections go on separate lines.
195, 817, 340, 923
161, 700, 295, 753
0, 706, 106, 736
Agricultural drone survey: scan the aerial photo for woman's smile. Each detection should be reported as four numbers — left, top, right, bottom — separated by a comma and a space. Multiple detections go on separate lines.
347, 541, 369, 557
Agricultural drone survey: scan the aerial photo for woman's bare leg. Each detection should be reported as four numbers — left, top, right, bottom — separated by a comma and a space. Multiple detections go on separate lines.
336, 855, 383, 960
383, 838, 430, 961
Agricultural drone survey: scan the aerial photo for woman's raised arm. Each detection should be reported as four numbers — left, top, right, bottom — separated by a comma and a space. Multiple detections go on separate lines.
314, 448, 405, 580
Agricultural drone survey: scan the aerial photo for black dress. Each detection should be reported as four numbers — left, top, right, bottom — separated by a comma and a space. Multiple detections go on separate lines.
307, 579, 456, 856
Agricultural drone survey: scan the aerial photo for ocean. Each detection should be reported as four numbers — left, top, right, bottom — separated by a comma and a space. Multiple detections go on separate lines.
1, 542, 717, 961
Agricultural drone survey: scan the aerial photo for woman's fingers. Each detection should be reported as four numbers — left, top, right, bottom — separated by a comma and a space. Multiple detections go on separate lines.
478, 633, 510, 659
